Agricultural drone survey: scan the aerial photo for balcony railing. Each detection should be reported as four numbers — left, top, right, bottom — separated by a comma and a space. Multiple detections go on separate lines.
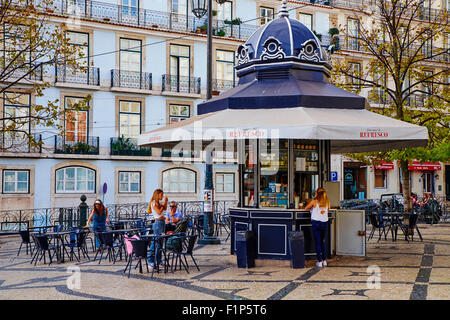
45, 0, 258, 41
368, 88, 389, 105
2, 64, 43, 82
0, 133, 42, 153
54, 135, 99, 155
55, 65, 100, 86
110, 69, 152, 90
110, 137, 152, 156
330, 0, 449, 23
406, 93, 427, 107
212, 79, 236, 92
162, 74, 201, 94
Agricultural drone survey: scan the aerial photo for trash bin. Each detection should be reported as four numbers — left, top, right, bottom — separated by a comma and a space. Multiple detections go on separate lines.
288, 231, 305, 269
235, 230, 256, 268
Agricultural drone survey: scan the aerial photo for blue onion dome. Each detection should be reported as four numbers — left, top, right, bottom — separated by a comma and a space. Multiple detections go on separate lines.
236, 0, 331, 75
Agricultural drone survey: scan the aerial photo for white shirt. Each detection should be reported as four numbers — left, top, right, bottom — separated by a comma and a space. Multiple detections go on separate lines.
311, 203, 329, 222
151, 200, 165, 220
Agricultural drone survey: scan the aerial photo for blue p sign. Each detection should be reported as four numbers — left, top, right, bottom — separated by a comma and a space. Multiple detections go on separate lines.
330, 171, 338, 181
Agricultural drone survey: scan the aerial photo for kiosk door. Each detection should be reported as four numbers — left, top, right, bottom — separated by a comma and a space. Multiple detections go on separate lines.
335, 209, 365, 256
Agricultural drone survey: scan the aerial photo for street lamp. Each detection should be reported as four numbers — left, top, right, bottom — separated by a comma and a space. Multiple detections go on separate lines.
190, 0, 225, 244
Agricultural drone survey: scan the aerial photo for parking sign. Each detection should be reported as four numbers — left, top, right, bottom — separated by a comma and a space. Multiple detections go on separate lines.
330, 171, 338, 181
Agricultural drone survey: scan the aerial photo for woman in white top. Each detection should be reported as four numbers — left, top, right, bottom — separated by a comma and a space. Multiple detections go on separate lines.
147, 189, 168, 267
305, 187, 330, 268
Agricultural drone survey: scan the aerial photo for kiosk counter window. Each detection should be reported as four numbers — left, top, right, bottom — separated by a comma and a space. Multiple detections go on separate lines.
259, 139, 289, 208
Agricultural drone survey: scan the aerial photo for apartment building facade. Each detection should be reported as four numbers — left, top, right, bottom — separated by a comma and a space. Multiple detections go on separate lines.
0, 0, 448, 211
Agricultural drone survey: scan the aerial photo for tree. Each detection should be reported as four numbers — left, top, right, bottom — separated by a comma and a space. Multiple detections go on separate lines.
331, 0, 449, 211
0, 0, 90, 152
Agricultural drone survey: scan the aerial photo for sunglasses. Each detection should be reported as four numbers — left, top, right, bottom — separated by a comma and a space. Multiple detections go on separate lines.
170, 205, 177, 208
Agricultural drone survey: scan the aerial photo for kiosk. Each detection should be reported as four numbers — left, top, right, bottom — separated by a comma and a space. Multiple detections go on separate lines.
138, 1, 428, 264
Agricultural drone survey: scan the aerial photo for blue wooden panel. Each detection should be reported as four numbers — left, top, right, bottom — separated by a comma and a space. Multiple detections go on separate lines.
229, 209, 249, 218
257, 224, 287, 256
250, 211, 293, 219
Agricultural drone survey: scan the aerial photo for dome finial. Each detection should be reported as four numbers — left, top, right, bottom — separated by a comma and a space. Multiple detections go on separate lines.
278, 0, 289, 18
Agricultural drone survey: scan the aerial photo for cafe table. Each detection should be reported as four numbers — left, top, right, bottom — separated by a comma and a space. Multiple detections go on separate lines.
383, 212, 420, 242
43, 230, 73, 263
140, 233, 174, 277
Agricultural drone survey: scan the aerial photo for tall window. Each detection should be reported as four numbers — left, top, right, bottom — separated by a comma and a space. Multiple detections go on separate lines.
217, 1, 232, 21
3, 24, 31, 69
67, 0, 87, 14
374, 169, 387, 188
120, 38, 142, 72
162, 168, 196, 193
170, 44, 190, 79
171, 0, 188, 15
56, 167, 95, 193
3, 92, 31, 141
64, 97, 88, 143
66, 31, 89, 67
119, 171, 141, 193
260, 6, 274, 25
216, 173, 235, 193
348, 62, 361, 89
119, 101, 141, 138
2, 170, 29, 194
423, 70, 433, 96
169, 104, 190, 124
122, 0, 139, 16
373, 70, 387, 103
347, 18, 359, 50
299, 13, 313, 31
216, 49, 235, 83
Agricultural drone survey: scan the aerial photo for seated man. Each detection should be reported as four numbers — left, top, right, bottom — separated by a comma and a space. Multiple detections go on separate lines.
165, 201, 183, 232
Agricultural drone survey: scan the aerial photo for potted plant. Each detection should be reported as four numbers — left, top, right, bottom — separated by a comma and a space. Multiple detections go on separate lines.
103, 17, 110, 22
313, 31, 322, 41
200, 24, 207, 34
328, 27, 339, 37
46, 8, 54, 13
217, 29, 226, 37
224, 19, 231, 25
152, 24, 159, 28
231, 18, 242, 25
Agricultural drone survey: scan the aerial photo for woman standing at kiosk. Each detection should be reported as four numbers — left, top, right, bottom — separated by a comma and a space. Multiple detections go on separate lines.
305, 188, 330, 268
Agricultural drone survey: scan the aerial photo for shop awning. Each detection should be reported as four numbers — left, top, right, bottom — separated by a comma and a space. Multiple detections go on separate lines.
408, 161, 441, 171
375, 161, 395, 170
138, 107, 428, 153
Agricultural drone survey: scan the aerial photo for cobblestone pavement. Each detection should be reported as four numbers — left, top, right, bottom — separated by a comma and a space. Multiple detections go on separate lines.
0, 224, 449, 300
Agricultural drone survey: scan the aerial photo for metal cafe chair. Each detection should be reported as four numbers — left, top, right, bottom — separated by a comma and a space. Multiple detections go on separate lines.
94, 231, 120, 264
30, 234, 58, 266
367, 213, 389, 242
17, 230, 34, 256
123, 239, 150, 278
401, 213, 423, 242
65, 229, 91, 262
167, 234, 200, 274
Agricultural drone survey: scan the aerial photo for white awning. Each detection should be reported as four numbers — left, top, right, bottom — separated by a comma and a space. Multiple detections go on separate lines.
138, 107, 428, 153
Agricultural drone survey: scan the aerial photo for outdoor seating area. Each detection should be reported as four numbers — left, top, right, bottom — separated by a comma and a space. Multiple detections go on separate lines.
13, 215, 223, 278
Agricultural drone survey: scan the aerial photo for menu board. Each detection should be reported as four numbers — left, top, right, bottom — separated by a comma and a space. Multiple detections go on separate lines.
293, 142, 318, 173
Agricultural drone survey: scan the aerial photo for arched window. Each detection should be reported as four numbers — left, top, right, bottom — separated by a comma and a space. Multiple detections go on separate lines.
56, 166, 95, 193
162, 168, 196, 193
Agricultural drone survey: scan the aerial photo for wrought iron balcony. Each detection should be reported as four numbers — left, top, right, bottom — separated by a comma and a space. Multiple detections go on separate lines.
0, 133, 42, 153
212, 79, 236, 93
161, 148, 200, 158
162, 74, 201, 94
110, 137, 151, 156
2, 64, 43, 82
54, 135, 99, 155
405, 94, 426, 107
55, 65, 100, 86
368, 89, 390, 105
110, 69, 152, 90
45, 0, 258, 41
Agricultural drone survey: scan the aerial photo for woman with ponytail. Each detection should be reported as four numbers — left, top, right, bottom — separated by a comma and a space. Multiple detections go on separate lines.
305, 187, 330, 268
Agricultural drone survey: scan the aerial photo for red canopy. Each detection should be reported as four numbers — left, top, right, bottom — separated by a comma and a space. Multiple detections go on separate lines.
375, 161, 394, 170
408, 161, 441, 171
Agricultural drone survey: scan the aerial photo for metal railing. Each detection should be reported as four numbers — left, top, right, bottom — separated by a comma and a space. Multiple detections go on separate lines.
55, 65, 100, 86
54, 135, 100, 155
110, 137, 152, 156
212, 79, 236, 92
110, 69, 152, 90
0, 132, 42, 153
45, 0, 258, 41
0, 200, 239, 232
330, 0, 449, 23
162, 74, 201, 94
2, 64, 43, 82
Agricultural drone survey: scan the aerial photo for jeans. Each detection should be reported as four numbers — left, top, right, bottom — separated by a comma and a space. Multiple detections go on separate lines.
148, 219, 165, 264
312, 220, 328, 262
93, 222, 106, 248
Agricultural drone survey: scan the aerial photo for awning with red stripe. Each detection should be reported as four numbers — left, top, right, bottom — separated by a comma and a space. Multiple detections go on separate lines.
408, 161, 441, 171
375, 161, 394, 170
